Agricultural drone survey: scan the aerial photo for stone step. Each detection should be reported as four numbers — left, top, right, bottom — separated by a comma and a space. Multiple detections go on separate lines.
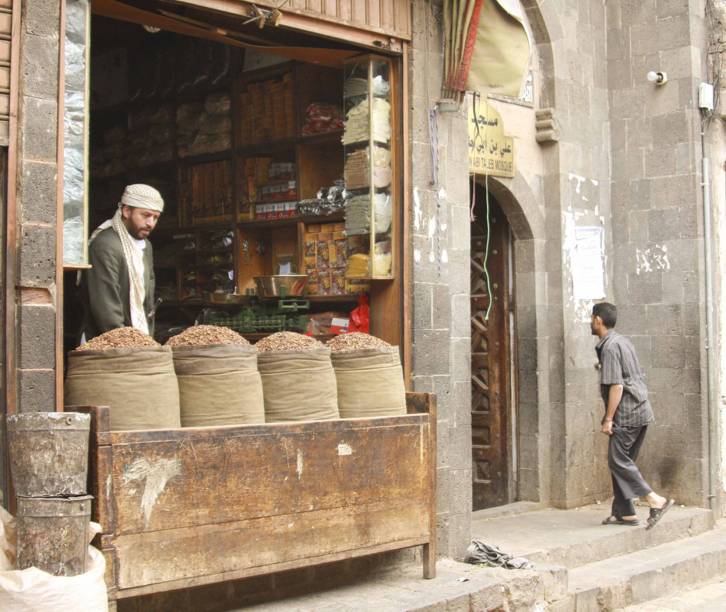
622, 574, 726, 611
553, 521, 726, 611
238, 559, 549, 611
471, 503, 714, 569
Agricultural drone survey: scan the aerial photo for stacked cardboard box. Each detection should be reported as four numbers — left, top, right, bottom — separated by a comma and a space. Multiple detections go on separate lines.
304, 223, 369, 296
239, 74, 295, 146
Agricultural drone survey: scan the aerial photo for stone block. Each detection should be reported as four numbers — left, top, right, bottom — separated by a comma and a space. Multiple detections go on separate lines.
434, 284, 453, 331
644, 146, 677, 178
413, 282, 433, 331
678, 76, 699, 110
448, 510, 476, 560
661, 239, 699, 273
411, 143, 434, 190
432, 374, 452, 411
436, 466, 452, 514
436, 419, 451, 469
647, 207, 683, 243
19, 160, 57, 224
412, 375, 434, 393
450, 294, 469, 338
21, 33, 59, 99
19, 304, 55, 369
652, 334, 685, 368
413, 234, 444, 284
631, 23, 662, 55
24, 0, 60, 37
651, 111, 690, 147
448, 424, 471, 471
628, 210, 649, 243
449, 381, 471, 423
657, 15, 692, 50
450, 337, 470, 384
20, 97, 57, 161
18, 368, 55, 412
19, 224, 55, 287
446, 249, 470, 296
627, 271, 663, 304
645, 304, 683, 336
648, 367, 684, 394
413, 329, 450, 376
449, 204, 470, 249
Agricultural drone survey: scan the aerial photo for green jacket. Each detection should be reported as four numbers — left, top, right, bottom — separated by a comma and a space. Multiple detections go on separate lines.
82, 227, 156, 341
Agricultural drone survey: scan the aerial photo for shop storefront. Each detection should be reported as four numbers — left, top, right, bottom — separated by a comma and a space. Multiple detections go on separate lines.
0, 1, 441, 608
63, 0, 411, 366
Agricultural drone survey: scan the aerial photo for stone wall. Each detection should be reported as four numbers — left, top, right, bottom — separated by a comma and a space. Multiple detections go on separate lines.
14, 0, 61, 413
408, 0, 472, 559
606, 0, 710, 506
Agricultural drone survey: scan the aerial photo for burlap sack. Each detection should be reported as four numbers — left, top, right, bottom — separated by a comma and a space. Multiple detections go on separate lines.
332, 348, 407, 418
258, 348, 339, 422
172, 345, 264, 427
65, 347, 181, 431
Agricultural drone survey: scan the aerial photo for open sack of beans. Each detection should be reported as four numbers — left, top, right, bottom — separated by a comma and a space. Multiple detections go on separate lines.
167, 325, 264, 427
65, 327, 181, 431
327, 333, 407, 418
256, 332, 339, 423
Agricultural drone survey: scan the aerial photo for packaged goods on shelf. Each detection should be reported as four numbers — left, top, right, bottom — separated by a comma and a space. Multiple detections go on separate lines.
344, 146, 391, 190
178, 160, 234, 219
177, 93, 232, 158
239, 74, 295, 146
254, 201, 298, 220
302, 103, 344, 135
342, 98, 391, 145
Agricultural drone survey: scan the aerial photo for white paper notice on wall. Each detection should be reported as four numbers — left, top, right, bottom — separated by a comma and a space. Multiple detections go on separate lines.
572, 226, 605, 300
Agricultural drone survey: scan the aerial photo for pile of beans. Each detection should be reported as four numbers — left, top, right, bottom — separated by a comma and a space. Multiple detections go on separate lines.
256, 332, 324, 353
327, 332, 392, 353
166, 325, 250, 347
76, 327, 160, 351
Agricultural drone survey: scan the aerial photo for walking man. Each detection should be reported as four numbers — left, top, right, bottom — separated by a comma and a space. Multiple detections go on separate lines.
591, 302, 674, 529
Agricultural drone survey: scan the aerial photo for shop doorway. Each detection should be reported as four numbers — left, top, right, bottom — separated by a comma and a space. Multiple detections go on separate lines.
470, 184, 515, 510
63, 3, 405, 357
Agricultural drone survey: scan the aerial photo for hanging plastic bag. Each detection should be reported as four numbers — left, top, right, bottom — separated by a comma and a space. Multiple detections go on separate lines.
348, 294, 370, 334
0, 506, 108, 611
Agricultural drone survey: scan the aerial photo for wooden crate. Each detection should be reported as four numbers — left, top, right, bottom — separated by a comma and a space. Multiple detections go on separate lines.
75, 392, 436, 605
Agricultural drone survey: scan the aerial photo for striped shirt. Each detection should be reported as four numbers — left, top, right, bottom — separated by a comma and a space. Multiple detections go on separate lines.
595, 331, 655, 428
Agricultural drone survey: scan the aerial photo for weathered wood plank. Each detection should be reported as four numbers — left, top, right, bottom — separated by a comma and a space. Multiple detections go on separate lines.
86, 394, 436, 597
108, 419, 429, 534
114, 500, 427, 589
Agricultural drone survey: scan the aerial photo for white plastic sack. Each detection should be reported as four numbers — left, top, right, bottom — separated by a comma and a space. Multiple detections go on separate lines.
0, 506, 108, 611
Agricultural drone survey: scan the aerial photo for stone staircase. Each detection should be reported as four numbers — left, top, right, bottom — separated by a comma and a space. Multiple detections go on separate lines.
471, 503, 724, 611
233, 504, 725, 611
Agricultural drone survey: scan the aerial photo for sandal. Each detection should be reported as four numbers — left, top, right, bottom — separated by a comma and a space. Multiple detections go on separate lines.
646, 499, 675, 530
601, 515, 640, 526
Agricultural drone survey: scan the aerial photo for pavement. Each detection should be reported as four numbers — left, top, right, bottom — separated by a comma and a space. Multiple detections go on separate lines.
625, 576, 726, 611
230, 502, 722, 611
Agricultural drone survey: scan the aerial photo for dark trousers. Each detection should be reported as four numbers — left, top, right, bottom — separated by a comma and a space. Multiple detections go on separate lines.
608, 424, 653, 517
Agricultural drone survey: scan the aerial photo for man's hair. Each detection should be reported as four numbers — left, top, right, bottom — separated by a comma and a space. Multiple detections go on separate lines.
592, 302, 617, 328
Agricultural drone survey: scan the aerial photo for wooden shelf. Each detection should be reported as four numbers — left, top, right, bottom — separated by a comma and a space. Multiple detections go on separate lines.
238, 212, 344, 229
237, 130, 342, 157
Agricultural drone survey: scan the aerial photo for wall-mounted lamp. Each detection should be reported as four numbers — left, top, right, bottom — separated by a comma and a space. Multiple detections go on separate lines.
646, 70, 668, 86
142, 25, 161, 34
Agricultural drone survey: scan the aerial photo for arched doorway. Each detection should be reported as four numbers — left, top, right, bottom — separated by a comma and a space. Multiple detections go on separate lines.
471, 183, 516, 510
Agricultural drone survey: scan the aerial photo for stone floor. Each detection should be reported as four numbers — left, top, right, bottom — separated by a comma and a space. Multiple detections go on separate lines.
228, 502, 720, 611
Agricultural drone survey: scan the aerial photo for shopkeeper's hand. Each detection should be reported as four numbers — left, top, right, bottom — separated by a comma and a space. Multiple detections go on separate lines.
601, 419, 613, 436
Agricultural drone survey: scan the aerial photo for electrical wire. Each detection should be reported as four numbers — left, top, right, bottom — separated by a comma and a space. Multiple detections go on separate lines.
469, 91, 494, 321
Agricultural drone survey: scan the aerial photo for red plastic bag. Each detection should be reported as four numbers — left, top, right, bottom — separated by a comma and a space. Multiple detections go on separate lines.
348, 294, 370, 334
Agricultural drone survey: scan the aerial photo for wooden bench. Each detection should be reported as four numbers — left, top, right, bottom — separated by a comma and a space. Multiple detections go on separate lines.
76, 392, 436, 607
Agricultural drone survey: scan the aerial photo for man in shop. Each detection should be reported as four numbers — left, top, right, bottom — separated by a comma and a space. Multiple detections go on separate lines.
81, 184, 163, 341
591, 302, 674, 529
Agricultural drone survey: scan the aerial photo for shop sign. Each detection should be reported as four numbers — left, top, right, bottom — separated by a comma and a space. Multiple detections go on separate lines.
467, 97, 514, 178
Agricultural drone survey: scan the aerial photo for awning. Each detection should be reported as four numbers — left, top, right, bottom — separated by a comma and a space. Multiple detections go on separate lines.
467, 0, 530, 98
443, 0, 530, 100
